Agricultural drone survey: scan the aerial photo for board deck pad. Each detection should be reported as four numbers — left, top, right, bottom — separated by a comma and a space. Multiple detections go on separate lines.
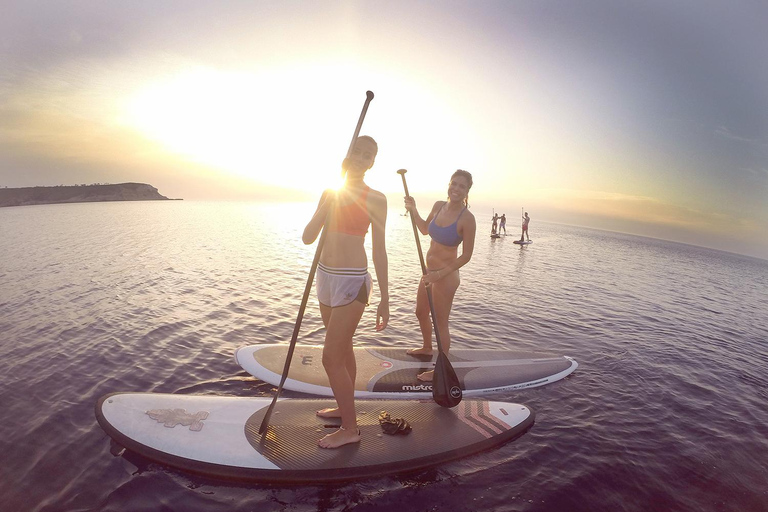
235, 345, 577, 398
96, 392, 534, 483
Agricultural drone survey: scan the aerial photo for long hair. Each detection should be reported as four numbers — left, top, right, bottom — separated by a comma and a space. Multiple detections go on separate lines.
451, 169, 473, 207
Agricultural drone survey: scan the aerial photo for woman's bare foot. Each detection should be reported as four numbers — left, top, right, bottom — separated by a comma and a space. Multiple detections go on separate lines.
406, 347, 433, 356
416, 370, 434, 382
318, 427, 361, 449
316, 407, 343, 418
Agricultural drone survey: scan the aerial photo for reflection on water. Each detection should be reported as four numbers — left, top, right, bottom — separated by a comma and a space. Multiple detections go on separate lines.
1, 201, 767, 512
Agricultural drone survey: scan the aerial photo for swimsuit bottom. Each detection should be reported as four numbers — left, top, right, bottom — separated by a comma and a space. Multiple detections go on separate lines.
427, 267, 460, 282
316, 263, 373, 308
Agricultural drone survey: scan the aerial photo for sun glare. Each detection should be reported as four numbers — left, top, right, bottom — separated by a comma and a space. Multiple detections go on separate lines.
118, 64, 487, 199
120, 67, 359, 194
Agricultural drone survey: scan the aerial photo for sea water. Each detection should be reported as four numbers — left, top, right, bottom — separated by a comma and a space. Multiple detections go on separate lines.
1, 201, 766, 512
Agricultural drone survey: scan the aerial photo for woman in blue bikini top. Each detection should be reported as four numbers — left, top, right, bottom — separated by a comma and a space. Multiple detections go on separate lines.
428, 204, 466, 246
402, 169, 477, 381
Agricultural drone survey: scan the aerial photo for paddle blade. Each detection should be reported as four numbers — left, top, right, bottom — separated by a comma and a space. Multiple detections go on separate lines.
432, 352, 463, 408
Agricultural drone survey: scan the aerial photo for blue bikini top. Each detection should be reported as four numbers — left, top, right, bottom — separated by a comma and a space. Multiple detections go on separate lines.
428, 205, 466, 247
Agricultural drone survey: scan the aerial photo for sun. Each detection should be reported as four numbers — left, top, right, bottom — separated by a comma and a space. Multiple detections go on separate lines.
118, 64, 488, 199
119, 66, 355, 195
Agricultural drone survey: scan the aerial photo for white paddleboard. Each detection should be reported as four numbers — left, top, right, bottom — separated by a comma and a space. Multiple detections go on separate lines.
235, 345, 577, 398
513, 240, 532, 245
96, 392, 534, 483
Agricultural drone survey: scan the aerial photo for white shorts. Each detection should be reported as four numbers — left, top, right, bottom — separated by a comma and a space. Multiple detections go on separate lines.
316, 263, 373, 308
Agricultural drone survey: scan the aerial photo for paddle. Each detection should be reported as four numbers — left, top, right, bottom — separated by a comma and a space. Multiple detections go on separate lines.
397, 169, 463, 408
259, 91, 375, 435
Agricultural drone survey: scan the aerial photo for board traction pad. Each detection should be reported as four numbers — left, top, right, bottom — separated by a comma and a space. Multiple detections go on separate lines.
245, 399, 516, 470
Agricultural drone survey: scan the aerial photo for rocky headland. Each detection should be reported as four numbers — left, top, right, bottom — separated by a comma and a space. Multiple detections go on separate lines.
0, 183, 177, 207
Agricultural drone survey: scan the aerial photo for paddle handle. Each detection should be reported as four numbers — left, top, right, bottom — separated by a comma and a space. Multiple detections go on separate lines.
346, 91, 374, 158
259, 91, 375, 435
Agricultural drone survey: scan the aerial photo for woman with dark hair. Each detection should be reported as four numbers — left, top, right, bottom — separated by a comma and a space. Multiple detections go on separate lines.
403, 169, 476, 381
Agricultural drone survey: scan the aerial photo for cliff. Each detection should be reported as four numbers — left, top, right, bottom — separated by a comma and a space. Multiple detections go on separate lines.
0, 183, 176, 207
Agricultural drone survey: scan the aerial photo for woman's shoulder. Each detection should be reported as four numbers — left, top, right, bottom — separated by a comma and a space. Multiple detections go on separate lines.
316, 188, 336, 203
366, 188, 388, 207
461, 207, 476, 222
367, 187, 386, 200
432, 200, 447, 210
426, 200, 445, 217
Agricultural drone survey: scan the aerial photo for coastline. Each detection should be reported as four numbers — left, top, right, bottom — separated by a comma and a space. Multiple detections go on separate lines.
0, 183, 178, 207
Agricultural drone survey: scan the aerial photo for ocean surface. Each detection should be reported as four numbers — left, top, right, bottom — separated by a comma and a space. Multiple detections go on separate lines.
1, 200, 767, 512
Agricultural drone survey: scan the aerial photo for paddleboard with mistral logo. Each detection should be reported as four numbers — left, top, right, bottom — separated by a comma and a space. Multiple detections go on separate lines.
234, 344, 577, 399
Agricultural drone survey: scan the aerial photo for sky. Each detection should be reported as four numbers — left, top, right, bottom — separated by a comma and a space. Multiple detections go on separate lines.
1, 1, 766, 259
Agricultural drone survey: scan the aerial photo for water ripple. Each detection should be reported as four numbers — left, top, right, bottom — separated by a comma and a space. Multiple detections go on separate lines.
1, 202, 767, 512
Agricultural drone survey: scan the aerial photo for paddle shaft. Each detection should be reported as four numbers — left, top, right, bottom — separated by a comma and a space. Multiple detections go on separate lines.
260, 91, 374, 435
397, 171, 446, 355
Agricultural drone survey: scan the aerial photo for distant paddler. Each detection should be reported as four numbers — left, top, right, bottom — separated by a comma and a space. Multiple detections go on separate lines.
520, 209, 530, 242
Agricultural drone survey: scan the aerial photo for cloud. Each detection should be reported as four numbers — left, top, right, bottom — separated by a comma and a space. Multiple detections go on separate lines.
742, 167, 768, 182
714, 126, 760, 143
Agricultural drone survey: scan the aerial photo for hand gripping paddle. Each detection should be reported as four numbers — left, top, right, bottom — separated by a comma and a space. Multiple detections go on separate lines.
259, 91, 375, 435
397, 169, 463, 408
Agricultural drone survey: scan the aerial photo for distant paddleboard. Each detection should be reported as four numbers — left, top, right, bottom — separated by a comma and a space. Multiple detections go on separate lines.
491, 233, 501, 238
235, 345, 577, 398
96, 392, 534, 483
513, 240, 532, 245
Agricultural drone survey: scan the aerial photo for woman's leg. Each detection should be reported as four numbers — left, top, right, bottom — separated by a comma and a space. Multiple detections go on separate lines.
319, 303, 357, 395
317, 300, 365, 449
407, 281, 433, 355
316, 304, 356, 418
417, 271, 460, 381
